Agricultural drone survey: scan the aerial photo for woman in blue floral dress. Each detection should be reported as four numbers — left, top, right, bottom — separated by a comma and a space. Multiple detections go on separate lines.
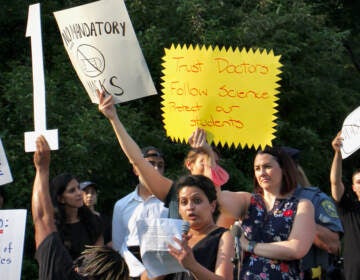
218, 146, 316, 280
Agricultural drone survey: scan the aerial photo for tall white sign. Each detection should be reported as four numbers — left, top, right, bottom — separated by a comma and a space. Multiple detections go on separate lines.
25, 3, 59, 152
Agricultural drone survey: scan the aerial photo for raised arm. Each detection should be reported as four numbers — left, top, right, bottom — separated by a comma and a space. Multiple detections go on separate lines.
189, 128, 229, 187
98, 91, 173, 201
330, 131, 345, 202
31, 136, 55, 249
241, 199, 315, 260
188, 128, 216, 168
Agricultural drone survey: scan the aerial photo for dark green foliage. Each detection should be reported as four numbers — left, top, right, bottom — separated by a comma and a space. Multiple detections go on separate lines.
0, 0, 359, 277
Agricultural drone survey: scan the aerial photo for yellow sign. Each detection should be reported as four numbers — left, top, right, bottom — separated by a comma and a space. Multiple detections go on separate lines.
161, 44, 282, 149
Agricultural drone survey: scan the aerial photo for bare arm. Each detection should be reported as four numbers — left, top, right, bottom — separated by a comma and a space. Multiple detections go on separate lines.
98, 92, 173, 201
31, 136, 55, 249
313, 224, 341, 254
330, 132, 345, 202
217, 190, 251, 219
241, 199, 315, 260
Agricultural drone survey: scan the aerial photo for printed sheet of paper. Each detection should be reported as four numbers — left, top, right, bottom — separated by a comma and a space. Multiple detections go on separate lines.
0, 210, 27, 280
0, 139, 13, 185
341, 106, 360, 159
54, 0, 157, 104
161, 45, 282, 149
137, 218, 188, 278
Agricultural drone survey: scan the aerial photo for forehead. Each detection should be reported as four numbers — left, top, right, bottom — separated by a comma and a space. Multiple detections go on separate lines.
254, 153, 277, 164
145, 153, 164, 163
353, 173, 360, 181
66, 178, 79, 188
83, 186, 97, 192
178, 186, 205, 197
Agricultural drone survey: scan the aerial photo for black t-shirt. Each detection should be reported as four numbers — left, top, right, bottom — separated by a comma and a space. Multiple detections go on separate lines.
337, 191, 360, 280
62, 221, 95, 260
100, 213, 112, 245
35, 232, 84, 280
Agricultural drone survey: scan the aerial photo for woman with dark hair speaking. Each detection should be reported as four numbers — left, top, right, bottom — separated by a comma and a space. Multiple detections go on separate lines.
166, 174, 234, 280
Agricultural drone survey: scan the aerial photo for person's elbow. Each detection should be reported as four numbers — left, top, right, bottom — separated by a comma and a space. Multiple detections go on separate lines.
284, 241, 313, 260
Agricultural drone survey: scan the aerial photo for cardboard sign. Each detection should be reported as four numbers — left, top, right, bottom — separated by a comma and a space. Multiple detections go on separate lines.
54, 0, 157, 104
0, 210, 27, 280
0, 139, 13, 186
161, 45, 282, 149
341, 106, 360, 159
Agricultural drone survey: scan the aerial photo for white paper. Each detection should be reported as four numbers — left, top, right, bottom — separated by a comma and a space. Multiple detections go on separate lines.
0, 139, 13, 186
137, 218, 188, 278
53, 0, 157, 104
341, 106, 360, 159
0, 209, 27, 280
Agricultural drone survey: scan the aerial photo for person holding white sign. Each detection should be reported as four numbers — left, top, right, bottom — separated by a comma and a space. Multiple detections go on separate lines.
330, 131, 360, 280
32, 136, 129, 280
165, 174, 234, 280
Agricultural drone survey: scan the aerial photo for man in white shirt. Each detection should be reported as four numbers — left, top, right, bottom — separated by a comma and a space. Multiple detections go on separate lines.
112, 146, 169, 280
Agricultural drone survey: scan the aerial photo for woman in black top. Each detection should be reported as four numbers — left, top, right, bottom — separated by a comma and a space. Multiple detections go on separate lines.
50, 173, 103, 260
166, 175, 234, 280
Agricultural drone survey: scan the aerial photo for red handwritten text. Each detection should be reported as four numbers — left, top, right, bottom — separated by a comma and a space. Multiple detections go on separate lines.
214, 57, 269, 75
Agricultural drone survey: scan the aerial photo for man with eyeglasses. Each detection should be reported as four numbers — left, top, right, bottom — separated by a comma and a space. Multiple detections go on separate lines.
112, 146, 169, 280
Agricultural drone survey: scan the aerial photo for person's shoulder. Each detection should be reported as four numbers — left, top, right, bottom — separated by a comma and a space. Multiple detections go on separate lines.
114, 190, 137, 206
297, 185, 320, 194
295, 185, 326, 200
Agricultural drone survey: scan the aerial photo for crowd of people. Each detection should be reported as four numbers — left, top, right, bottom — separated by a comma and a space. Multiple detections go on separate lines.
9, 90, 357, 279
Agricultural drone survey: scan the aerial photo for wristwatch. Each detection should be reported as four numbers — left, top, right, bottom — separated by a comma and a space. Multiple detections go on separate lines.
247, 240, 257, 254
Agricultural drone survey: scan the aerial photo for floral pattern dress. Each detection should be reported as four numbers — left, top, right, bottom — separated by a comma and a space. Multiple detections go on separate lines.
240, 193, 303, 280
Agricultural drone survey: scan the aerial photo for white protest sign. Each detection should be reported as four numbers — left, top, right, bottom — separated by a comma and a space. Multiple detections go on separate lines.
25, 3, 59, 153
0, 209, 27, 280
0, 139, 13, 186
53, 0, 157, 104
341, 106, 360, 159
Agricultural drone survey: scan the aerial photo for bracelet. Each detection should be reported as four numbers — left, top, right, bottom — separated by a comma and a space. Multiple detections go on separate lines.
247, 240, 257, 254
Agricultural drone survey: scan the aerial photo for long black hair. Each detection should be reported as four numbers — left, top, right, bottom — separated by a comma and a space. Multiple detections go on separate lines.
50, 173, 103, 248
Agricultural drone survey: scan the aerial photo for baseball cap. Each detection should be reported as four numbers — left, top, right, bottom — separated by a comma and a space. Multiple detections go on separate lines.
79, 181, 97, 191
141, 146, 164, 159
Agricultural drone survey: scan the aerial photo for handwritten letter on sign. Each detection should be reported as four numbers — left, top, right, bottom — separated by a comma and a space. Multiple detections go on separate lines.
161, 45, 282, 149
0, 210, 27, 280
341, 106, 360, 159
54, 0, 157, 104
